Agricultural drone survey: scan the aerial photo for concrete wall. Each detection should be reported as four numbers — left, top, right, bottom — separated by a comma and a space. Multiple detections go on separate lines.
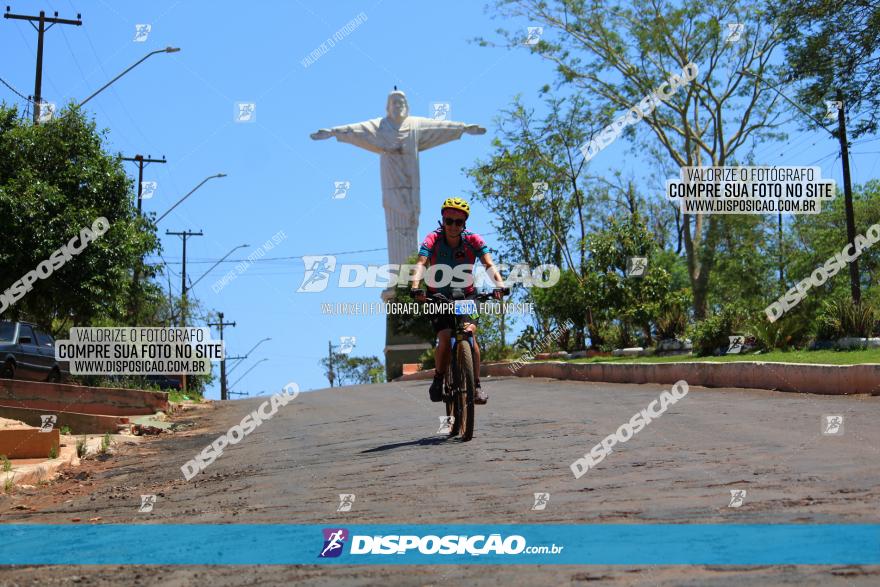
398, 360, 880, 396
0, 379, 168, 416
0, 428, 60, 459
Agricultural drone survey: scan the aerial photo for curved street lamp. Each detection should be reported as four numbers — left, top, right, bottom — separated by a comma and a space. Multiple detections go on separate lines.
227, 338, 272, 375
79, 47, 180, 107
228, 358, 267, 393
189, 244, 249, 290
156, 173, 226, 223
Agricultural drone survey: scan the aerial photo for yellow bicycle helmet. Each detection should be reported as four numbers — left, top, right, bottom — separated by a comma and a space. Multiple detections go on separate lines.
441, 197, 470, 218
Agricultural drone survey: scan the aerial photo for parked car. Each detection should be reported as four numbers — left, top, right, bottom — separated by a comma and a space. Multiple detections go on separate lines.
0, 321, 69, 383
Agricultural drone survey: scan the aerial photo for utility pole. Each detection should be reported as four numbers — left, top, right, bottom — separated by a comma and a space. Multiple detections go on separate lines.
739, 71, 862, 305
122, 154, 167, 214
328, 340, 335, 388
4, 8, 82, 124
208, 312, 236, 401
836, 90, 860, 304
124, 154, 167, 320
778, 214, 784, 290
166, 229, 203, 394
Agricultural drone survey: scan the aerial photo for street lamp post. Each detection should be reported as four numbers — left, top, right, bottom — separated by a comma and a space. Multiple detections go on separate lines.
228, 358, 267, 395
78, 47, 180, 108
188, 244, 249, 290
227, 338, 271, 375
156, 173, 226, 223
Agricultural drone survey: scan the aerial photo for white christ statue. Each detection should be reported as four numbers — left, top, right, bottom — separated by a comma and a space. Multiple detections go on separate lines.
310, 90, 486, 267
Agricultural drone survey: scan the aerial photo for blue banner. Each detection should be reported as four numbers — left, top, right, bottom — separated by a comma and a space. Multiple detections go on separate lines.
0, 524, 877, 565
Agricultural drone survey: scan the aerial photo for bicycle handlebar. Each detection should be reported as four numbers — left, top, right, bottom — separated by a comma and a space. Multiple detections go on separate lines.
424, 287, 510, 303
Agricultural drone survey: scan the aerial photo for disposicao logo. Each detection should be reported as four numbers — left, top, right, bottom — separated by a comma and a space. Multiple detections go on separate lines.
319, 528, 349, 558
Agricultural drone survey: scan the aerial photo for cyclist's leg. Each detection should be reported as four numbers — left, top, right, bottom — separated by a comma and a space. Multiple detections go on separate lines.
464, 321, 487, 404
435, 328, 453, 374
428, 312, 454, 402
464, 322, 480, 382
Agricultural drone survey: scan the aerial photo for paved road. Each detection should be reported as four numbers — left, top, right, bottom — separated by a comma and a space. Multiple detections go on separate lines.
1, 376, 879, 585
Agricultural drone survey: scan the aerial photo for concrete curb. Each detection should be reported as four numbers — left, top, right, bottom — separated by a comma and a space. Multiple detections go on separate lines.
396, 360, 880, 396
4, 443, 79, 487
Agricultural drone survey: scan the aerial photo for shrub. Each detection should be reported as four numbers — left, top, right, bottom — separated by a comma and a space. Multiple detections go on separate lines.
418, 347, 435, 370
655, 300, 689, 340
597, 321, 639, 351
749, 314, 811, 351
100, 433, 111, 455
689, 306, 748, 356
76, 436, 88, 458
817, 298, 878, 339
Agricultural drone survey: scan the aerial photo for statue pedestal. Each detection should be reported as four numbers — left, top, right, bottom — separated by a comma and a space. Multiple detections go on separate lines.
382, 288, 431, 381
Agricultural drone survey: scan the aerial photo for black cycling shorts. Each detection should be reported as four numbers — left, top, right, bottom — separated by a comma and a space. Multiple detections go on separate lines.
429, 305, 479, 335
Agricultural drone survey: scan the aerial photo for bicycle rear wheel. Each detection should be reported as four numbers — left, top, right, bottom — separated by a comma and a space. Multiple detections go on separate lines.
455, 339, 476, 441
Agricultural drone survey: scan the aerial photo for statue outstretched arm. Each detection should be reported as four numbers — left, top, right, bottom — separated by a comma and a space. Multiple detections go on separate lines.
310, 121, 385, 155
417, 118, 486, 152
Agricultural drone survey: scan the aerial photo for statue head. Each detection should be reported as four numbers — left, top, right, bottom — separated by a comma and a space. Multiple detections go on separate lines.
386, 90, 409, 124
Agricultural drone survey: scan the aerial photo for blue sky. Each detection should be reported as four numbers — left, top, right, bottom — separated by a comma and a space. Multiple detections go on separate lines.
2, 1, 878, 397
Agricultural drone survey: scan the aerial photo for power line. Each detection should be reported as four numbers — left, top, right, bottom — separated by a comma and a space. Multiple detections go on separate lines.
0, 76, 33, 102
149, 231, 502, 265
150, 247, 388, 265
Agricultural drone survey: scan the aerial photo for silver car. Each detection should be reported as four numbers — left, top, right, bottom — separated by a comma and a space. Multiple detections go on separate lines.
0, 321, 68, 382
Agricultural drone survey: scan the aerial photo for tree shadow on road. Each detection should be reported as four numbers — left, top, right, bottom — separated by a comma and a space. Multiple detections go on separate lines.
361, 437, 452, 453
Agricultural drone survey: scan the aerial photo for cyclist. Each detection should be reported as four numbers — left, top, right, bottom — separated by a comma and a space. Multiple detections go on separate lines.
410, 197, 506, 405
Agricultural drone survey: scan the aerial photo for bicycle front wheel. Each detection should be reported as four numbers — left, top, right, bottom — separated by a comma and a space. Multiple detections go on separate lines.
455, 339, 476, 441
444, 363, 460, 436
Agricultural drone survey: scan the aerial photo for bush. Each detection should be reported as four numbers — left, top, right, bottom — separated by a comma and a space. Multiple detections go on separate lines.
689, 306, 748, 356
655, 297, 690, 340
419, 347, 435, 370
817, 298, 878, 339
749, 315, 810, 351
76, 437, 88, 458
596, 321, 639, 351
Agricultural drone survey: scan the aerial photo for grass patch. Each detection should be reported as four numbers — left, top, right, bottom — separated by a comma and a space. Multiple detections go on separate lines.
99, 433, 111, 455
167, 390, 200, 403
76, 436, 88, 458
566, 348, 880, 366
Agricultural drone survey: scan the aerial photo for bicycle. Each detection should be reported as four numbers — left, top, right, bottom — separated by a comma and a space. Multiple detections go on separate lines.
421, 287, 509, 442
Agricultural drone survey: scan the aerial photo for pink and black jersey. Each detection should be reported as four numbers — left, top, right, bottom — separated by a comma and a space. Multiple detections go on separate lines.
418, 228, 489, 295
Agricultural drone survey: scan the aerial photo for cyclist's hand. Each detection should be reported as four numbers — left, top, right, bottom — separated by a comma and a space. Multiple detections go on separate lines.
411, 288, 427, 302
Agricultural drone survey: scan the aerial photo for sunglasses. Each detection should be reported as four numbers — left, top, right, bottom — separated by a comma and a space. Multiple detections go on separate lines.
443, 217, 465, 227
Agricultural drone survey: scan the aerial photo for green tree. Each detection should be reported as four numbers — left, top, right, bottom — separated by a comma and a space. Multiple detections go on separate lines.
0, 104, 161, 334
319, 352, 385, 386
582, 215, 677, 346
789, 181, 880, 304
772, 0, 880, 138
482, 0, 790, 318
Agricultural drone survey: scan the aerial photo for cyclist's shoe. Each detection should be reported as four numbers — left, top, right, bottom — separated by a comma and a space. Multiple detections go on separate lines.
474, 383, 488, 405
429, 375, 444, 402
